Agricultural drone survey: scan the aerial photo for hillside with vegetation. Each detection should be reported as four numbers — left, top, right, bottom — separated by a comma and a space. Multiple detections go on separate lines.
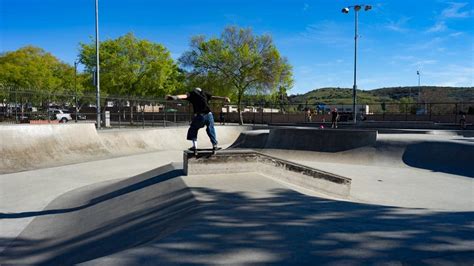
288, 86, 474, 104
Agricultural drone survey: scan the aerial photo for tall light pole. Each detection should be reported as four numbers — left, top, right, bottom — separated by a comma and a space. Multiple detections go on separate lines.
95, 0, 101, 129
342, 4, 372, 124
74, 60, 78, 123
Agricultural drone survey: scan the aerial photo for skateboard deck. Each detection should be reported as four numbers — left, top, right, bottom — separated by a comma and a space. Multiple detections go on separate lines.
188, 147, 222, 155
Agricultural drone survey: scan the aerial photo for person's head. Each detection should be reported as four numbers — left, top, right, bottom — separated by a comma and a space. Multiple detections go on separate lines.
334, 108, 337, 111
194, 87, 202, 93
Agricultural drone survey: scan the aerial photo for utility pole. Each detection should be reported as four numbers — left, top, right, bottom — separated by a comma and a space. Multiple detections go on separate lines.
353, 9, 358, 124
74, 61, 78, 123
95, 0, 101, 129
342, 4, 372, 124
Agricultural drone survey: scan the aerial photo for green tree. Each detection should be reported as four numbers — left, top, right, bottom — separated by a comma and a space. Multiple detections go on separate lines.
0, 46, 75, 117
399, 97, 416, 114
179, 26, 293, 124
79, 33, 183, 122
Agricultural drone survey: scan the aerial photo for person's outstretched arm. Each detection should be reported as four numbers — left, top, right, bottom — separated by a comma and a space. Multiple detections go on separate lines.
165, 94, 188, 100
211, 96, 231, 102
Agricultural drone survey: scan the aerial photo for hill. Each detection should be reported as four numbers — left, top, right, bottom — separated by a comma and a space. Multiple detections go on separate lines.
288, 86, 474, 104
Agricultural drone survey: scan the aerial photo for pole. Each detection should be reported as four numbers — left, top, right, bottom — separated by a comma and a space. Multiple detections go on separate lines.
352, 10, 358, 124
74, 61, 78, 123
417, 71, 421, 101
95, 0, 101, 129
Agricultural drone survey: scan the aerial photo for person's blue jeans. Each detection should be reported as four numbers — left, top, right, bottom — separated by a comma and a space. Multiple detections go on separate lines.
187, 112, 218, 145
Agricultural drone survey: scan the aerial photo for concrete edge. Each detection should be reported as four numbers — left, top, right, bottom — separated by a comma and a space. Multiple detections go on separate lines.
183, 149, 352, 198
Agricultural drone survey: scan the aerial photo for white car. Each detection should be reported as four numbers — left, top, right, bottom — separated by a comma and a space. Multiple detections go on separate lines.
49, 109, 73, 123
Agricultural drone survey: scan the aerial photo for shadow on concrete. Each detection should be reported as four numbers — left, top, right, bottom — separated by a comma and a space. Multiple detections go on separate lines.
402, 141, 474, 178
106, 187, 474, 265
0, 164, 201, 265
0, 169, 184, 219
2, 178, 474, 264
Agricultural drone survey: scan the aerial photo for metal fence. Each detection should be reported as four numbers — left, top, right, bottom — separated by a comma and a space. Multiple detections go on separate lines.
1, 88, 473, 127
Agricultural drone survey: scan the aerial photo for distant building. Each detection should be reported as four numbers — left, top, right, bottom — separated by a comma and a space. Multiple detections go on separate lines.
222, 105, 280, 113
322, 104, 370, 115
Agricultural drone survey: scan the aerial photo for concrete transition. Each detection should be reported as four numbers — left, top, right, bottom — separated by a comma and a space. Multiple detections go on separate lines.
0, 123, 249, 174
1, 124, 473, 264
231, 127, 377, 152
184, 149, 351, 197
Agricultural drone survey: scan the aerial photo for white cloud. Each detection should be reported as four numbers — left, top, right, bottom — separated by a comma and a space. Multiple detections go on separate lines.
406, 37, 444, 51
303, 3, 310, 12
384, 17, 411, 32
441, 2, 471, 19
449, 32, 464, 37
411, 60, 438, 67
424, 64, 474, 87
282, 21, 351, 46
426, 21, 447, 33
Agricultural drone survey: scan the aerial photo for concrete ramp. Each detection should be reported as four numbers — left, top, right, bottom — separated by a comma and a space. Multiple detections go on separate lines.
0, 124, 250, 174
0, 163, 199, 265
231, 127, 377, 152
0, 124, 109, 174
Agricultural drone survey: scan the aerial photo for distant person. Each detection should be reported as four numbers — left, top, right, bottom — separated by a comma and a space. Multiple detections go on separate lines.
166, 88, 230, 153
460, 113, 466, 130
219, 110, 225, 125
306, 109, 312, 122
331, 108, 339, 128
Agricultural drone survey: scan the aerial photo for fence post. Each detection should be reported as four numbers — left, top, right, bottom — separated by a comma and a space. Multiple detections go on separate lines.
142, 107, 145, 129
454, 103, 458, 124
14, 90, 18, 123
118, 108, 121, 129
152, 104, 155, 127
429, 103, 432, 121
405, 103, 408, 121
270, 103, 273, 124
164, 101, 167, 127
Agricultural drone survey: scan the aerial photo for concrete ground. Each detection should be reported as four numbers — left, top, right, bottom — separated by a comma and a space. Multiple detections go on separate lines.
1, 127, 473, 264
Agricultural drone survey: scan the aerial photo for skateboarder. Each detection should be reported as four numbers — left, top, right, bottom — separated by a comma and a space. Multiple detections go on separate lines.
166, 88, 230, 154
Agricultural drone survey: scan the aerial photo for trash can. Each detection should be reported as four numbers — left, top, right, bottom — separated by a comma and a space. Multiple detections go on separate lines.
105, 111, 111, 128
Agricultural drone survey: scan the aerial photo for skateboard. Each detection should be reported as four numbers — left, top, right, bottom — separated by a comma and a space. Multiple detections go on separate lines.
189, 147, 222, 156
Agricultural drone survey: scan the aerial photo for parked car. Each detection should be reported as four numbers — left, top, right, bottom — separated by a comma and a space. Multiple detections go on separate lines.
49, 109, 73, 123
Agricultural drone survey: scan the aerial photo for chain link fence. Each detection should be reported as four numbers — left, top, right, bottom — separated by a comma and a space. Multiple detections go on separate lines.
1, 88, 473, 127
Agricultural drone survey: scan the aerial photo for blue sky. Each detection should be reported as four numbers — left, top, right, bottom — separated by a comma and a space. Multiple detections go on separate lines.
1, 0, 473, 94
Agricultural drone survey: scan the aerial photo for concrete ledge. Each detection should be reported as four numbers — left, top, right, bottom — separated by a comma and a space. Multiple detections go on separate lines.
183, 149, 351, 198
266, 127, 377, 152
231, 127, 377, 152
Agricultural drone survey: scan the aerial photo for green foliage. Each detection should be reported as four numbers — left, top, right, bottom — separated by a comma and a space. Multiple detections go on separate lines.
79, 33, 183, 98
0, 46, 74, 93
179, 26, 293, 124
398, 97, 417, 114
0, 46, 77, 109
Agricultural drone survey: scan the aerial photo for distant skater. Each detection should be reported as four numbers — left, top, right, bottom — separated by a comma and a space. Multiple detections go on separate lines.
166, 88, 230, 154
331, 108, 339, 128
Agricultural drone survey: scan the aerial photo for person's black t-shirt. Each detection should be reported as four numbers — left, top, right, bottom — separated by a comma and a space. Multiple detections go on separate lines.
331, 110, 338, 121
187, 90, 213, 114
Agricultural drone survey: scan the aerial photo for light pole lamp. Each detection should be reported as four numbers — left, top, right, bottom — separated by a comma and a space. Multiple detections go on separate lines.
342, 4, 372, 124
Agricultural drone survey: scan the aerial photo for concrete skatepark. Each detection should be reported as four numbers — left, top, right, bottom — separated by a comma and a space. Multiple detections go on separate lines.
1, 123, 473, 265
